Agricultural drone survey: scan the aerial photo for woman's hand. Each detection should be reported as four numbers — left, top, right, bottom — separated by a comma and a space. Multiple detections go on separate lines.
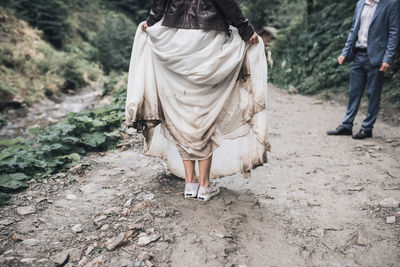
142, 22, 148, 32
246, 32, 259, 45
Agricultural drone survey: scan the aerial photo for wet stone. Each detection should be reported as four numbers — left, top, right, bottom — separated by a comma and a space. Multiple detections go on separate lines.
21, 238, 40, 247
0, 219, 14, 226
20, 258, 36, 264
72, 224, 83, 233
386, 216, 396, 224
52, 251, 69, 266
355, 231, 370, 246
137, 233, 160, 246
16, 206, 36, 216
100, 224, 109, 231
93, 215, 107, 228
37, 258, 49, 263
85, 245, 94, 256
66, 194, 78, 200
379, 198, 399, 208
104, 232, 126, 251
136, 192, 155, 201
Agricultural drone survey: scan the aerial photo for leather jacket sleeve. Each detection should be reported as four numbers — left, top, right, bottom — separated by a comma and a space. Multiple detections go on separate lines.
211, 0, 255, 41
146, 0, 168, 26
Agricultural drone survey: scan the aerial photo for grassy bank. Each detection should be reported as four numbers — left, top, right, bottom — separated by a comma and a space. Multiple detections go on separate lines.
0, 7, 102, 109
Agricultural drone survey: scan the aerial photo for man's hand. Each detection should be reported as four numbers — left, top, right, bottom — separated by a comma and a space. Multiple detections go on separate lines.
246, 32, 259, 45
379, 62, 390, 72
338, 55, 346, 65
142, 22, 148, 32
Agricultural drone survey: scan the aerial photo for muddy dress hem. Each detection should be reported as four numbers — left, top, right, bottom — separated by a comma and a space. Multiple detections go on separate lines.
124, 17, 270, 179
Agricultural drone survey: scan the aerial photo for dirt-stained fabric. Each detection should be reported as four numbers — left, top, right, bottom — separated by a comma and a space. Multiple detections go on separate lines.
124, 17, 270, 179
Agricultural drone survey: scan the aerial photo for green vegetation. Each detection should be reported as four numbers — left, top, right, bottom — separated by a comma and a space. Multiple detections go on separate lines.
240, 0, 305, 30
0, 0, 138, 205
0, 114, 6, 127
269, 1, 354, 94
105, 0, 151, 22
0, 80, 127, 205
269, 0, 400, 110
0, 1, 139, 106
0, 6, 103, 107
94, 14, 136, 73
3, 0, 71, 49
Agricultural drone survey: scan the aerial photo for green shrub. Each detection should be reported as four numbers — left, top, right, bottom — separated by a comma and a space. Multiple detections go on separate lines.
0, 45, 25, 71
37, 60, 51, 74
0, 45, 14, 68
102, 72, 127, 96
106, 0, 151, 23
0, 114, 6, 127
8, 0, 71, 49
0, 81, 16, 108
270, 1, 354, 93
239, 0, 305, 30
93, 13, 136, 73
61, 58, 88, 91
0, 92, 126, 205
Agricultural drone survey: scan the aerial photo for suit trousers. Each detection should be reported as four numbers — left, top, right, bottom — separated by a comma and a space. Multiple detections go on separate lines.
342, 51, 384, 131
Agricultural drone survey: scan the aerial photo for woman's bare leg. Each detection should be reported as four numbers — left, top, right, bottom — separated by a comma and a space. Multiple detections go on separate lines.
199, 155, 212, 187
183, 160, 197, 183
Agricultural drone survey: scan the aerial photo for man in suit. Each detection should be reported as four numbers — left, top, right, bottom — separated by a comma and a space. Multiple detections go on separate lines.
327, 0, 399, 139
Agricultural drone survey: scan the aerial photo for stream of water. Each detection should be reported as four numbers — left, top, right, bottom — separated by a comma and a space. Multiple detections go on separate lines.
0, 86, 112, 140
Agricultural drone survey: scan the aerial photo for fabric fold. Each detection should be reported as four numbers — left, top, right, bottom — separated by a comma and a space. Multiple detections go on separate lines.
125, 17, 270, 179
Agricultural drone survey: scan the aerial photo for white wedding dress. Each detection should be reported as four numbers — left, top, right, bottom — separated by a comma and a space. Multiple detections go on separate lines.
125, 17, 270, 179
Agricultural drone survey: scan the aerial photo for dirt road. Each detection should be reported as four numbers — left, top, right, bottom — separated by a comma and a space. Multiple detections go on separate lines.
1, 85, 399, 267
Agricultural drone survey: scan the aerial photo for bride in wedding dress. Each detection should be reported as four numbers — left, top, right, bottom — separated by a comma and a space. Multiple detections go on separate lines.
125, 0, 270, 201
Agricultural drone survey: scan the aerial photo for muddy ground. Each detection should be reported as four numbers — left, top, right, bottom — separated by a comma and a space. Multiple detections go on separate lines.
0, 85, 399, 267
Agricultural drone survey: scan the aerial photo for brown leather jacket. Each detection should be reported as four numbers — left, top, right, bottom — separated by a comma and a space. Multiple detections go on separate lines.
146, 0, 255, 41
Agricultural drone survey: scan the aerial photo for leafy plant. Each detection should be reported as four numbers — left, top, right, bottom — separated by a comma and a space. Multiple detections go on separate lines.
0, 192, 12, 206
0, 85, 126, 205
0, 173, 29, 192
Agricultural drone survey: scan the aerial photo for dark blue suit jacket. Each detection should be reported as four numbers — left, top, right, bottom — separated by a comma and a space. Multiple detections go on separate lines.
341, 0, 400, 66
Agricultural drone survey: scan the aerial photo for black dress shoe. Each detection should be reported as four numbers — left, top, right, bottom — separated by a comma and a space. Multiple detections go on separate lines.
327, 125, 352, 136
352, 129, 372, 139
